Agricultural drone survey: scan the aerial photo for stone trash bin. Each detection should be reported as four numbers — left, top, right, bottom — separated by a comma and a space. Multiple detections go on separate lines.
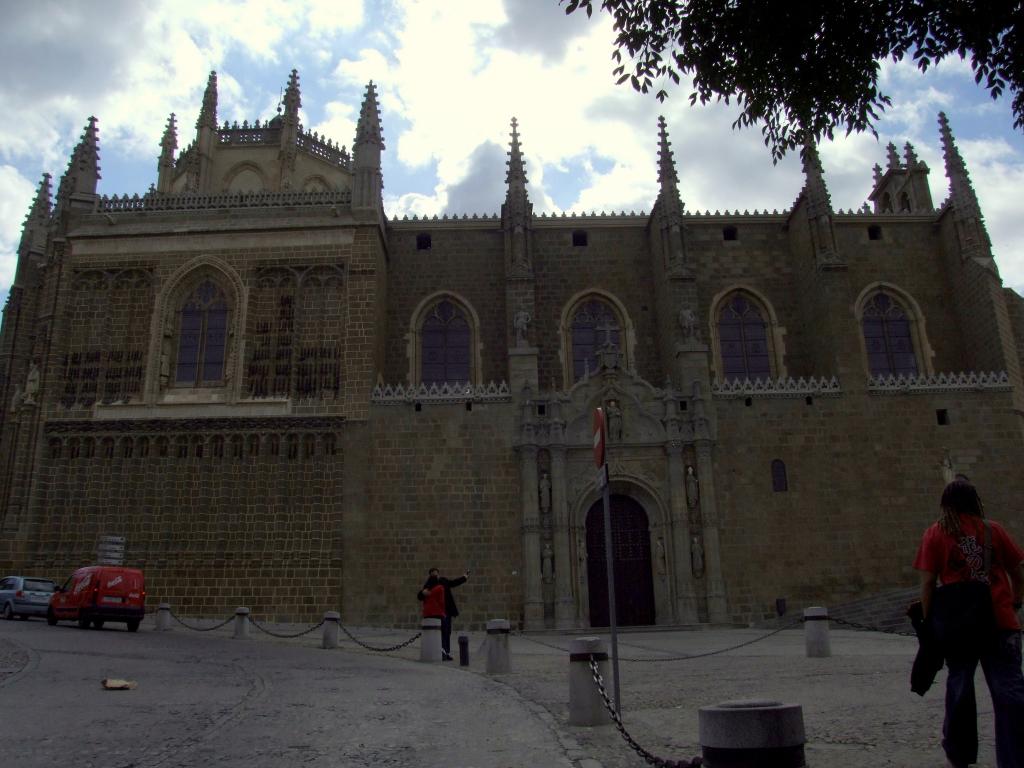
485, 619, 511, 674
233, 607, 250, 640
155, 603, 172, 632
568, 637, 612, 727
419, 617, 442, 662
699, 699, 806, 767
803, 606, 831, 658
321, 611, 340, 649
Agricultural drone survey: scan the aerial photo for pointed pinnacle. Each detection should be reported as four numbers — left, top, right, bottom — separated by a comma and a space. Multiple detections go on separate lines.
283, 69, 301, 117
904, 141, 919, 167
657, 115, 678, 186
886, 142, 900, 169
802, 142, 832, 212
355, 80, 383, 147
161, 113, 178, 152
506, 116, 527, 186
26, 173, 53, 223
197, 71, 218, 130
872, 162, 883, 185
938, 112, 966, 176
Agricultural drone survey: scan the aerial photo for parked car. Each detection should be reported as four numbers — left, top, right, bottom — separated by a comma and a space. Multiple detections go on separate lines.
0, 576, 57, 620
47, 566, 145, 631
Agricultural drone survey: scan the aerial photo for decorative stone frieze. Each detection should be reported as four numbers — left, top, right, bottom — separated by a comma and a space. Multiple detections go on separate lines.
867, 370, 1010, 394
712, 376, 842, 399
372, 380, 511, 405
95, 188, 352, 213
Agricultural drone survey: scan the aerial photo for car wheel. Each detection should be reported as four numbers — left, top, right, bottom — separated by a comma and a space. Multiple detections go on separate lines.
77, 616, 90, 629
2, 603, 12, 620
46, 609, 57, 626
92, 619, 105, 629
126, 620, 140, 633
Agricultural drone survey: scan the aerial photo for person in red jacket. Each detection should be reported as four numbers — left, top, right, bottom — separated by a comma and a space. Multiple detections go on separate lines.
418, 568, 468, 660
914, 479, 1024, 768
420, 575, 445, 622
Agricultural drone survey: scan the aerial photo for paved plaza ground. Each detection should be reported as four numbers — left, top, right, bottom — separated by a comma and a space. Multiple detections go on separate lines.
0, 614, 1003, 767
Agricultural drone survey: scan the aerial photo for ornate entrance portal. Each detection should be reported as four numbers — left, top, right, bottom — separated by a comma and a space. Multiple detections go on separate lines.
585, 495, 655, 627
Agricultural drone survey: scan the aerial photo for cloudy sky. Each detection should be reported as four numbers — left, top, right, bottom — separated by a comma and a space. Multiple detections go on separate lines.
2, 0, 1023, 317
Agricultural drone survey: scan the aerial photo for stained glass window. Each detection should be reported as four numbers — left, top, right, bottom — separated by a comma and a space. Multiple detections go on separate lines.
862, 292, 918, 377
718, 294, 771, 381
571, 299, 620, 381
175, 279, 229, 386
421, 300, 471, 385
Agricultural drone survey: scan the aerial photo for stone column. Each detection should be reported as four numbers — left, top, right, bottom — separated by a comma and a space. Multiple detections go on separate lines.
695, 444, 728, 622
549, 445, 576, 628
666, 442, 699, 622
520, 444, 544, 628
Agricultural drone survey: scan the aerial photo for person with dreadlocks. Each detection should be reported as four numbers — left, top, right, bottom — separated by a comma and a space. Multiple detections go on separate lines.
914, 479, 1024, 768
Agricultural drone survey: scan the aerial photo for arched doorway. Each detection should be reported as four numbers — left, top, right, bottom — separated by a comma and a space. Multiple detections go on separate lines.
586, 495, 655, 627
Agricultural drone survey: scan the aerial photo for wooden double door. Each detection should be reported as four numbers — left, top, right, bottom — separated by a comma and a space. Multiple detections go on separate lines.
586, 495, 655, 627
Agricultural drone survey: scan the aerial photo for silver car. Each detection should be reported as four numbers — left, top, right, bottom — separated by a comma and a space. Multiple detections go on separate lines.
0, 576, 57, 620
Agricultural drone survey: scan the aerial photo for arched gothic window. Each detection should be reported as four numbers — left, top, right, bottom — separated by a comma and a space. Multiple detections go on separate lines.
571, 298, 620, 382
420, 299, 471, 385
771, 459, 788, 492
176, 280, 229, 386
718, 293, 771, 381
861, 291, 918, 377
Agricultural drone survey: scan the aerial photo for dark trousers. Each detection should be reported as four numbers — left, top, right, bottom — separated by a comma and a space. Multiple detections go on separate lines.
441, 616, 453, 654
943, 630, 1024, 767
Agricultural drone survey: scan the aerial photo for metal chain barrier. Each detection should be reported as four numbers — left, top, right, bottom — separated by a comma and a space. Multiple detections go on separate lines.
587, 657, 702, 767
617, 618, 805, 662
338, 622, 422, 652
169, 610, 234, 632
828, 616, 916, 637
509, 631, 571, 653
249, 616, 326, 639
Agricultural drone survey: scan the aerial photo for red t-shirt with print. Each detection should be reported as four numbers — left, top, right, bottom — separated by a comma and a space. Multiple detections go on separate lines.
913, 515, 1024, 631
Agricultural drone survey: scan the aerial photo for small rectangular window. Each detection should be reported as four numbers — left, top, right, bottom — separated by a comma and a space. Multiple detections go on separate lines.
572, 230, 588, 247
936, 409, 950, 426
416, 233, 432, 250
722, 225, 738, 241
868, 225, 882, 241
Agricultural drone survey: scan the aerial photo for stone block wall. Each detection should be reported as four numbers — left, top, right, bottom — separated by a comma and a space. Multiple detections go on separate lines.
342, 401, 520, 629
713, 388, 1024, 624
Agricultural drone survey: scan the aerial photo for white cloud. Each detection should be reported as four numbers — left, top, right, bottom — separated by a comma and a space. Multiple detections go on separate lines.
0, 166, 37, 289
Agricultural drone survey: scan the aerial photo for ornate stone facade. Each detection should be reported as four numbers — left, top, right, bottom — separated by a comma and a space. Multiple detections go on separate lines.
2, 71, 1023, 629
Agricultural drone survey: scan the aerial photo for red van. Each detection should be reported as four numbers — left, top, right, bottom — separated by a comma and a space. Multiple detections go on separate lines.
47, 566, 145, 632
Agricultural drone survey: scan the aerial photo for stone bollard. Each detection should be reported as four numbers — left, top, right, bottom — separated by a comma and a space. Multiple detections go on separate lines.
699, 699, 806, 767
420, 617, 442, 662
321, 611, 340, 649
458, 633, 470, 666
155, 603, 172, 632
804, 606, 831, 658
233, 607, 250, 640
485, 619, 511, 674
568, 637, 612, 727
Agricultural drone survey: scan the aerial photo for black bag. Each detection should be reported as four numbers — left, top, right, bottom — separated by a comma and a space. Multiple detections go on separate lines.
930, 521, 996, 658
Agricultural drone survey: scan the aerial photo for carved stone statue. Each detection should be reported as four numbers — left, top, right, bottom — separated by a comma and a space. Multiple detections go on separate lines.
159, 319, 174, 388
9, 385, 22, 412
655, 537, 667, 576
940, 450, 955, 485
541, 542, 553, 583
22, 362, 40, 405
605, 399, 623, 442
538, 471, 552, 513
513, 309, 531, 347
685, 465, 700, 510
678, 306, 701, 341
691, 534, 705, 577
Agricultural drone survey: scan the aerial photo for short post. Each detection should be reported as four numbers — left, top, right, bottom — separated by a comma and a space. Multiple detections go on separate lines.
458, 633, 470, 666
233, 606, 250, 640
155, 602, 172, 631
803, 606, 831, 658
568, 637, 612, 727
420, 617, 442, 662
485, 619, 510, 674
321, 611, 340, 649
699, 699, 806, 767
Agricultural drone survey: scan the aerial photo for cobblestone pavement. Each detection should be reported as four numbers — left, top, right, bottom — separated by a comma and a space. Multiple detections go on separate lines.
0, 615, 1004, 767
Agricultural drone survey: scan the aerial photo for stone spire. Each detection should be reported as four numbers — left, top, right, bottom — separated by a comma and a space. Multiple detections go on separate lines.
502, 117, 533, 273
156, 113, 178, 193
17, 173, 52, 265
352, 81, 384, 209
904, 141, 920, 168
56, 117, 101, 210
886, 142, 900, 169
197, 71, 218, 130
801, 143, 842, 269
938, 112, 994, 265
654, 116, 687, 270
283, 69, 301, 120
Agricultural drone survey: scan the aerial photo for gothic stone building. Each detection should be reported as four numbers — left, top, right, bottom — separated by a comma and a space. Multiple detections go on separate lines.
2, 71, 1024, 629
